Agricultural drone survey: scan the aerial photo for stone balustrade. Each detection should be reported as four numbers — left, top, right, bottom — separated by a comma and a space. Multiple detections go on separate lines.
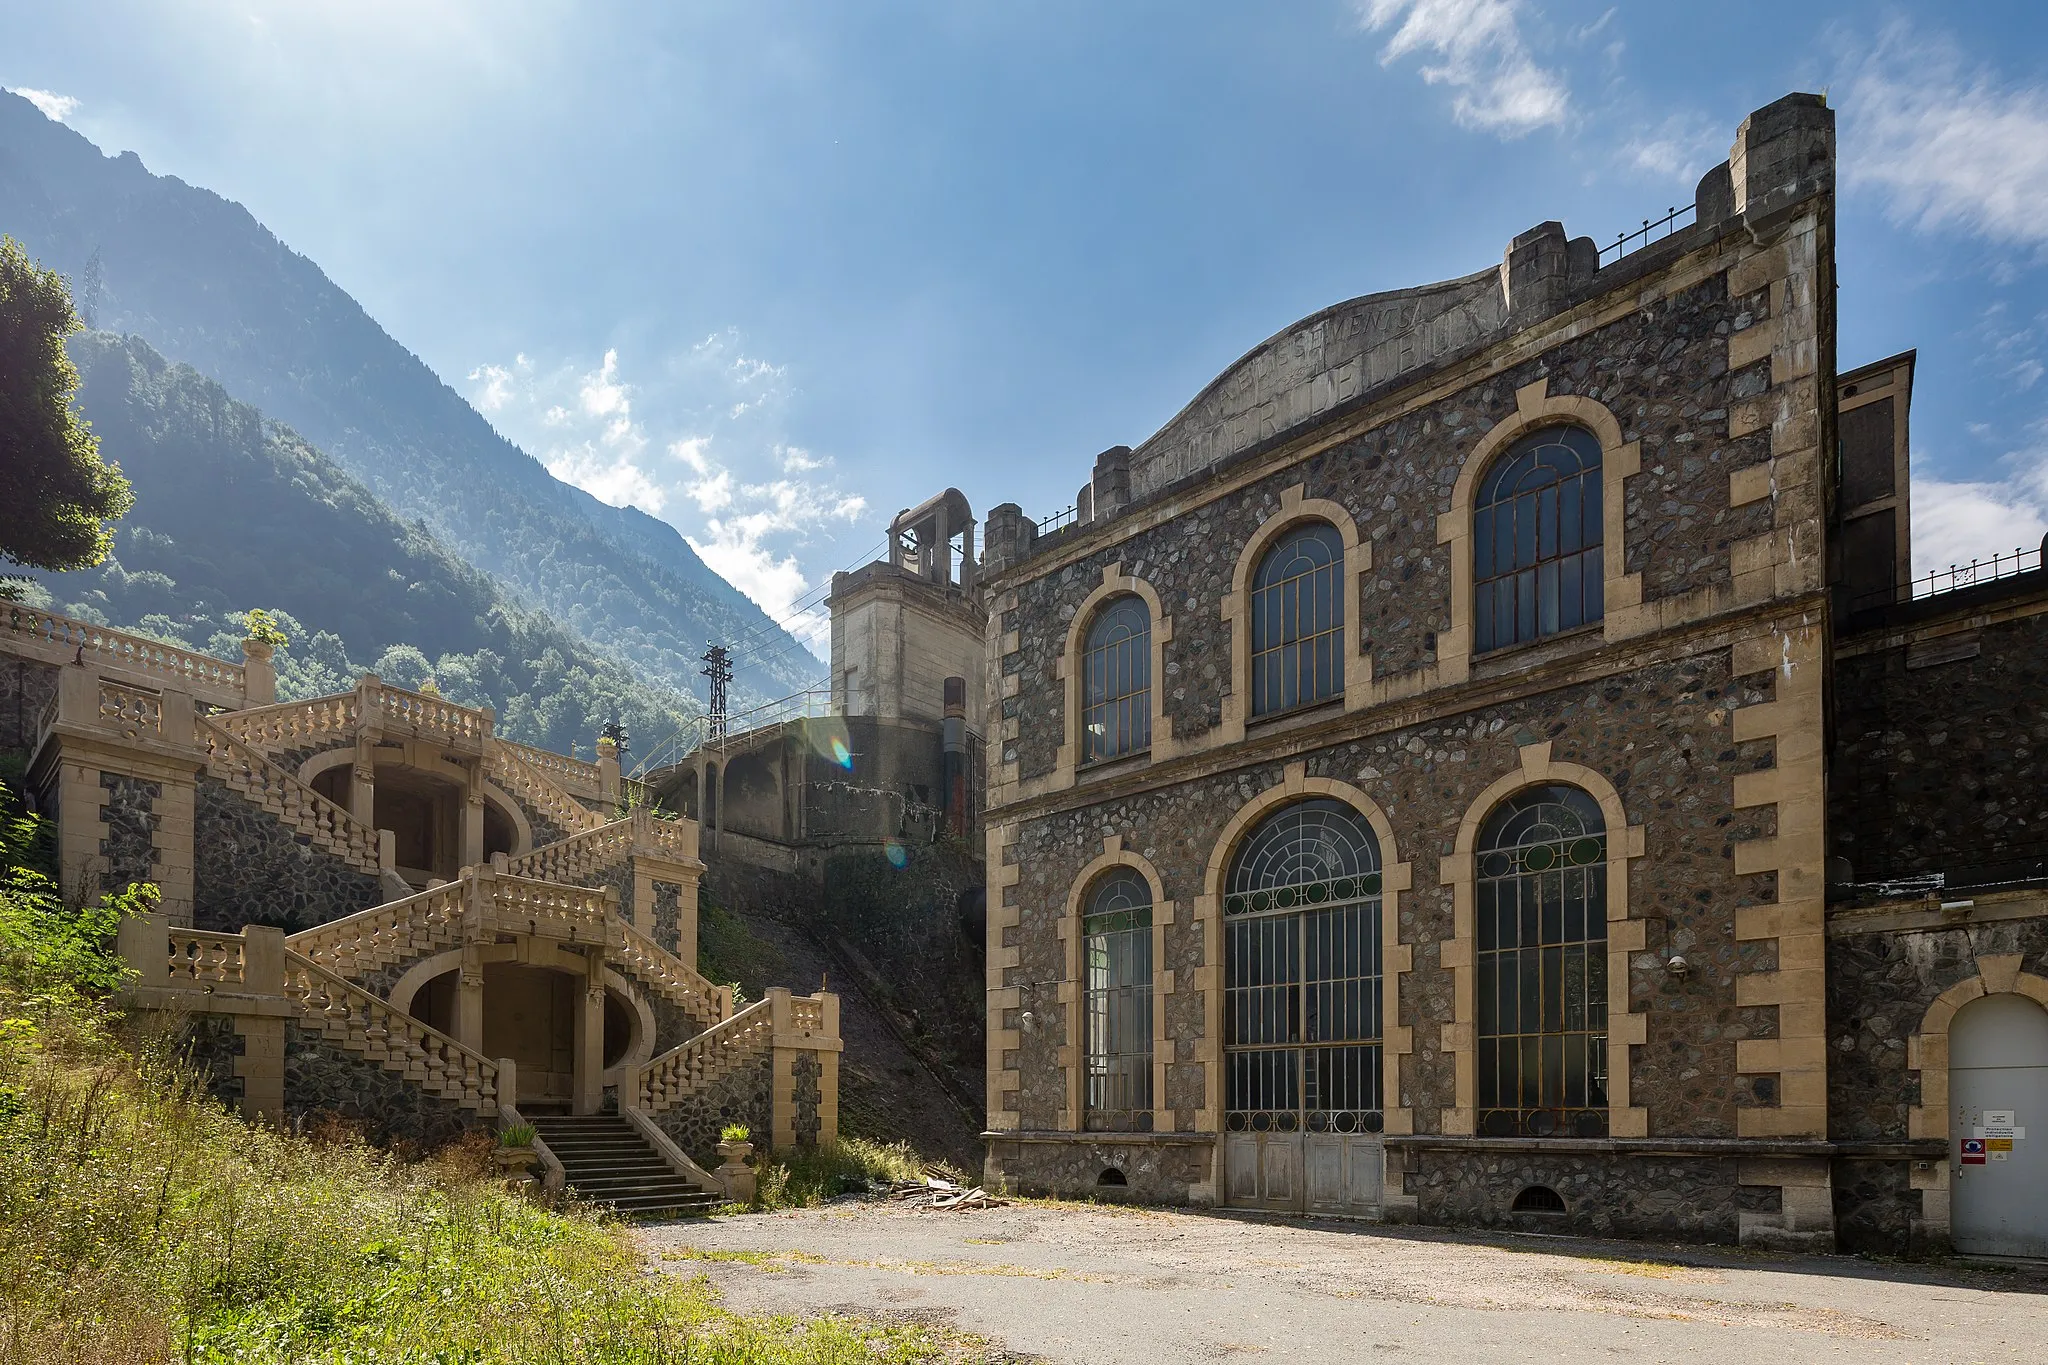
612, 917, 731, 1030
486, 740, 603, 836
211, 691, 361, 752
636, 998, 775, 1110
5, 604, 246, 704
284, 955, 501, 1114
633, 987, 840, 1153
286, 878, 470, 977
96, 681, 163, 739
369, 681, 491, 748
495, 737, 604, 800
194, 715, 385, 875
502, 818, 635, 884
168, 927, 246, 985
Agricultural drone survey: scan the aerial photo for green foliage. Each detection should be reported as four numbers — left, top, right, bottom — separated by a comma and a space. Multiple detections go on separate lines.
720, 1123, 751, 1144
0, 236, 133, 571
496, 1122, 537, 1149
238, 606, 289, 648
30, 335, 706, 755
752, 1138, 934, 1211
0, 784, 145, 1023
0, 776, 953, 1363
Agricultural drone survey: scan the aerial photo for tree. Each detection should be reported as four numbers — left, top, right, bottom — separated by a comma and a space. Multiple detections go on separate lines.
0, 237, 132, 571
79, 247, 103, 329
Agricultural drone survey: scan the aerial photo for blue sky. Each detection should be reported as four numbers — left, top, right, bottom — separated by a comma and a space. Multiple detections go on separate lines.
6, 1, 2048, 658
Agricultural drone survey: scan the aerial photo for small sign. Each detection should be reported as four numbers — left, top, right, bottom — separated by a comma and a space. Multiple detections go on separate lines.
1961, 1138, 1987, 1166
1989, 1138, 2014, 1153
1985, 1110, 2015, 1127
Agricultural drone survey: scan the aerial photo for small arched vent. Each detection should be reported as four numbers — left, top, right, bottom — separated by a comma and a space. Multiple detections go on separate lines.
1096, 1167, 1129, 1188
1512, 1184, 1566, 1214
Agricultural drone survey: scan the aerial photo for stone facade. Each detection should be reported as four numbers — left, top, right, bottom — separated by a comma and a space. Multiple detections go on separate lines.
99, 771, 160, 891
649, 1051, 773, 1169
975, 95, 2002, 1254
283, 1022, 481, 1148
192, 774, 382, 933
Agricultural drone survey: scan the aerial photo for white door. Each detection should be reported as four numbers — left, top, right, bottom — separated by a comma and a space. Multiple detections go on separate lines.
1304, 1133, 1383, 1214
1951, 993, 2048, 1258
1224, 1131, 1303, 1211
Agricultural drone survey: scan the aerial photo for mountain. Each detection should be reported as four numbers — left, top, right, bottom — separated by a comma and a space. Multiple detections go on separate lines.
0, 90, 821, 705
27, 331, 702, 760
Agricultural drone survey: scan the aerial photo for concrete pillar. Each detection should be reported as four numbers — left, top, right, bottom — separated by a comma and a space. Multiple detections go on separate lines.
461, 784, 485, 870
117, 911, 170, 987
350, 756, 377, 829
496, 1057, 518, 1113
241, 639, 276, 707
235, 925, 289, 1124
456, 946, 484, 1053
598, 739, 621, 805
574, 949, 607, 1115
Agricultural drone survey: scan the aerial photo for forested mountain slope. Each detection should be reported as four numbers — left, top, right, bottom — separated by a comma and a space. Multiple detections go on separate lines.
0, 90, 819, 704
25, 332, 701, 757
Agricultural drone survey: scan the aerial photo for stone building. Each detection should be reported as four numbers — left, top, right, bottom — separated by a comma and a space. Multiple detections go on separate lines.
0, 610, 841, 1209
975, 93, 2048, 1257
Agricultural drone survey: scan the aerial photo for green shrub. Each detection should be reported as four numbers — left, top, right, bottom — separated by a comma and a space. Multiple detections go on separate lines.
721, 1123, 750, 1144
496, 1121, 536, 1148
753, 1138, 934, 1211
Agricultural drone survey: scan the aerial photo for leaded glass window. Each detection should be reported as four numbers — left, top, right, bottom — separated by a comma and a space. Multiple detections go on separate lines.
1249, 521, 1345, 716
1474, 425, 1604, 652
1475, 784, 1609, 1137
1083, 868, 1154, 1131
1081, 595, 1151, 763
1223, 799, 1383, 1134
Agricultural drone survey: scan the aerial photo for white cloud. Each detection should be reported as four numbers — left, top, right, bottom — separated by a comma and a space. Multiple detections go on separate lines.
1356, 0, 1568, 137
9, 87, 79, 122
463, 336, 867, 646
1913, 434, 2048, 580
1840, 25, 2048, 248
1621, 113, 1724, 184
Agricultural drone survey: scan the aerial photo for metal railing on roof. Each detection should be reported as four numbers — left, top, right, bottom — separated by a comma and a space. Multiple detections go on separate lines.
1850, 543, 2045, 613
1597, 202, 1698, 268
1037, 504, 1079, 535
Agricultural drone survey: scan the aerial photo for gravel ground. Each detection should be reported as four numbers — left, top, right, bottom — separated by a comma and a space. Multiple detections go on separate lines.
641, 1201, 2048, 1363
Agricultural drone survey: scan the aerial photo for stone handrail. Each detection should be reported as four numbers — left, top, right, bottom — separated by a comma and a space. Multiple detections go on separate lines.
633, 997, 775, 1112
210, 692, 360, 754
488, 874, 614, 944
495, 736, 604, 799
167, 927, 246, 986
612, 916, 731, 1031
195, 715, 384, 875
284, 950, 500, 1115
97, 681, 163, 739
6, 604, 245, 702
502, 818, 636, 885
789, 996, 825, 1035
487, 740, 603, 836
369, 681, 491, 747
286, 878, 469, 977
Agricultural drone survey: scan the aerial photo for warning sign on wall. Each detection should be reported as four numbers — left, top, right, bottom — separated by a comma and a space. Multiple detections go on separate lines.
1962, 1138, 1987, 1166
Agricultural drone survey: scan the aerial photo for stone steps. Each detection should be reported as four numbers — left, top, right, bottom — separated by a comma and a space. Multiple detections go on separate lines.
528, 1115, 720, 1219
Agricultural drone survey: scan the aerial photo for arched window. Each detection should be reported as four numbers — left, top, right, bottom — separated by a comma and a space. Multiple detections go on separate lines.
1081, 595, 1151, 763
1474, 425, 1603, 652
1475, 785, 1608, 1137
1223, 799, 1383, 1134
1083, 868, 1153, 1131
1249, 522, 1345, 716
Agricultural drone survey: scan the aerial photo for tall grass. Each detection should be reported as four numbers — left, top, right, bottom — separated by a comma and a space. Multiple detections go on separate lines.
753, 1137, 937, 1211
0, 788, 956, 1365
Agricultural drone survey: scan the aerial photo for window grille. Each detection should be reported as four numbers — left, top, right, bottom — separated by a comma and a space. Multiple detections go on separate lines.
1222, 799, 1383, 1134
1475, 784, 1609, 1137
1081, 595, 1151, 763
1474, 425, 1604, 652
1249, 521, 1345, 716
1083, 867, 1154, 1131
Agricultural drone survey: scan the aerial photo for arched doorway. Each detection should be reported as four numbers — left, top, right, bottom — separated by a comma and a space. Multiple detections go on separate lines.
404, 963, 639, 1113
1221, 797, 1385, 1216
1951, 993, 2048, 1257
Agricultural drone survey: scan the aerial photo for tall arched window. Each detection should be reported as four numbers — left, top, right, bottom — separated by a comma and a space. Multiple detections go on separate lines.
1081, 595, 1151, 763
1474, 425, 1603, 652
1083, 867, 1154, 1131
1223, 799, 1383, 1134
1249, 521, 1345, 716
1475, 785, 1608, 1137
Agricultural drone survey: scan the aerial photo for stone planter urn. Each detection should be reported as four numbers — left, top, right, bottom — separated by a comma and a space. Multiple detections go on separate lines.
494, 1144, 537, 1182
715, 1139, 757, 1205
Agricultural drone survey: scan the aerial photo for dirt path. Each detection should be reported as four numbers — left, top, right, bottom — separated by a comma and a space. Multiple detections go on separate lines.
643, 1201, 2048, 1363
